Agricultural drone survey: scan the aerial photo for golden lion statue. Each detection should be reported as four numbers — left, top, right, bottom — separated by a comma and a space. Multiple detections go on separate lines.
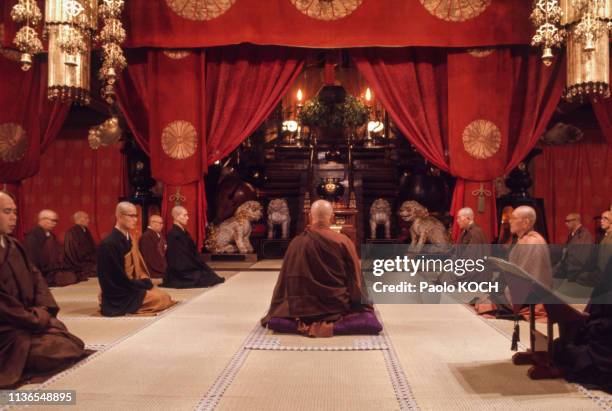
398, 200, 449, 250
206, 201, 263, 254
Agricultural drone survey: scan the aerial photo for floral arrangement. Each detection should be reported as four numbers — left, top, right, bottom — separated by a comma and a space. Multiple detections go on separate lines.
299, 95, 370, 129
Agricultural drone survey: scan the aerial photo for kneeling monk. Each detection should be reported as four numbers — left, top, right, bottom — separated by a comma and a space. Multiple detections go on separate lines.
261, 199, 382, 337
0, 192, 88, 388
97, 202, 175, 317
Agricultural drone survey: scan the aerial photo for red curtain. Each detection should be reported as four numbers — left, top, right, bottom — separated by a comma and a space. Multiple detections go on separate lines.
352, 47, 565, 240
20, 139, 124, 243
533, 142, 612, 243
592, 100, 612, 145
0, 53, 70, 238
117, 45, 304, 248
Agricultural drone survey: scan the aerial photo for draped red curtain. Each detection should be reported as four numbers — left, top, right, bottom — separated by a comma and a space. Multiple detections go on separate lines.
117, 45, 304, 248
352, 47, 565, 240
0, 54, 70, 238
533, 142, 612, 243
20, 139, 124, 243
592, 100, 612, 145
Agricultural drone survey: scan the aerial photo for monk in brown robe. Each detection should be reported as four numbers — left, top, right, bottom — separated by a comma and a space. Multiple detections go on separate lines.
97, 202, 175, 317
63, 211, 97, 280
24, 210, 79, 287
138, 215, 166, 278
261, 200, 382, 338
0, 192, 88, 388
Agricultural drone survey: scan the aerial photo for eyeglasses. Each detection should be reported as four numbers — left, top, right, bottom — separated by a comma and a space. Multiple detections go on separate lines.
122, 213, 138, 218
44, 218, 59, 222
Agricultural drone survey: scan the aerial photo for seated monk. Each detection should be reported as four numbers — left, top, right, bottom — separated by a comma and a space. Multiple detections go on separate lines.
162, 206, 225, 288
63, 211, 97, 280
476, 206, 552, 321
261, 199, 382, 338
24, 210, 79, 287
97, 202, 175, 317
0, 192, 89, 388
138, 214, 166, 278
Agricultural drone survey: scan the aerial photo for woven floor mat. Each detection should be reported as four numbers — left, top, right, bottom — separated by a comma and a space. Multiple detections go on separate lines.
378, 304, 603, 410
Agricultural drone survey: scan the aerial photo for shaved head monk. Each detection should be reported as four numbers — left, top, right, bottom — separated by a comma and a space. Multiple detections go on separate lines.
261, 199, 382, 337
97, 202, 175, 316
162, 206, 225, 288
138, 215, 166, 278
63, 211, 97, 280
0, 192, 88, 388
24, 209, 79, 287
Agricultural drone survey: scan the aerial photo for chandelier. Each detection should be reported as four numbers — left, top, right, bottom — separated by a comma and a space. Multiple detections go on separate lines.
531, 0, 612, 100
10, 0, 127, 106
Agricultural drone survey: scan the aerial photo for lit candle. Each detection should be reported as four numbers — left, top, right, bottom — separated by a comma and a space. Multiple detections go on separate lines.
365, 87, 372, 104
297, 89, 303, 104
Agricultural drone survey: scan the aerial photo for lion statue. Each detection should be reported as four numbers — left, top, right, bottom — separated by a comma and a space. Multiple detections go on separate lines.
398, 200, 449, 250
369, 198, 392, 239
205, 200, 263, 254
267, 198, 290, 239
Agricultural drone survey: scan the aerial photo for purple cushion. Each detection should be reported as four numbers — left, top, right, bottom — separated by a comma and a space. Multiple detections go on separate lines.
267, 317, 299, 333
267, 312, 382, 336
333, 312, 383, 335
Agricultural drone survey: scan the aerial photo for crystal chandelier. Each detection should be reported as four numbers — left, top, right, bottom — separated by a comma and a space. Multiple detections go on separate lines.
10, 0, 43, 71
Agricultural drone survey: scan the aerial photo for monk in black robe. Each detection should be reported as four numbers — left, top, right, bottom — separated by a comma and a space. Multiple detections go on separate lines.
24, 210, 79, 287
0, 193, 88, 388
63, 211, 97, 280
138, 215, 166, 278
162, 206, 225, 288
261, 200, 382, 337
98, 202, 175, 317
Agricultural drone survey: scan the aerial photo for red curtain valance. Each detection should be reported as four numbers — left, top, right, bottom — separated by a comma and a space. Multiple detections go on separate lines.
2, 0, 532, 49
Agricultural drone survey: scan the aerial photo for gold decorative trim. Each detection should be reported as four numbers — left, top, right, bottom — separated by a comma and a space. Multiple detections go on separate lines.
0, 123, 28, 162
290, 0, 363, 21
419, 0, 491, 22
163, 49, 191, 60
165, 0, 236, 21
161, 120, 198, 160
462, 119, 501, 160
467, 47, 494, 57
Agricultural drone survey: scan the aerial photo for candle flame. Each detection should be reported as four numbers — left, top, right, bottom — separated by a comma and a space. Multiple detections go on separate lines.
365, 87, 372, 102
297, 89, 303, 102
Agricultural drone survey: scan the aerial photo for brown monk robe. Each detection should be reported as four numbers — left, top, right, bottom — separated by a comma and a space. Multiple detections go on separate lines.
138, 216, 166, 278
24, 219, 79, 287
63, 212, 97, 280
261, 200, 378, 338
0, 209, 88, 388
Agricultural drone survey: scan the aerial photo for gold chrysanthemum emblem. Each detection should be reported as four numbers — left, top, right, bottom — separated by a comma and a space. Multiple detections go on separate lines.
0, 123, 28, 162
163, 49, 191, 60
165, 0, 236, 21
291, 0, 363, 21
462, 119, 501, 160
161, 120, 198, 160
419, 0, 491, 22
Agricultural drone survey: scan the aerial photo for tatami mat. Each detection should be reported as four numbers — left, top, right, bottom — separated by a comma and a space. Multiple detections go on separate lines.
378, 304, 603, 410
216, 351, 399, 411
11, 263, 610, 410
250, 260, 283, 269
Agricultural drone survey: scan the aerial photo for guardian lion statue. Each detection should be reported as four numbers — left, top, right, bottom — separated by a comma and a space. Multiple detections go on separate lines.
267, 198, 290, 239
369, 198, 392, 239
398, 200, 449, 250
206, 201, 263, 254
